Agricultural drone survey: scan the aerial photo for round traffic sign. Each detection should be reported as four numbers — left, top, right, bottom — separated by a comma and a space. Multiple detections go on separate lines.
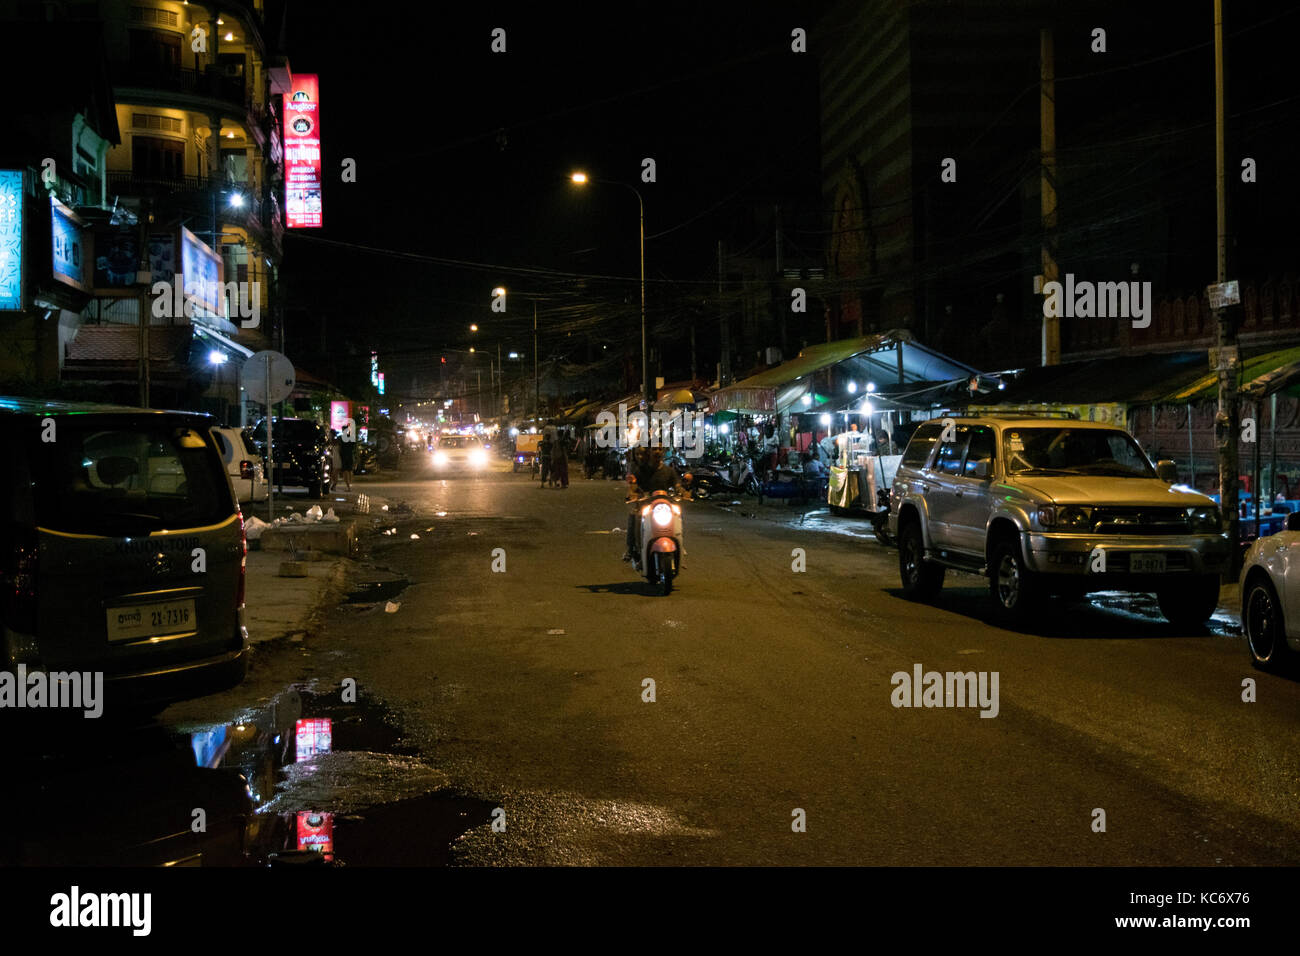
241, 350, 296, 405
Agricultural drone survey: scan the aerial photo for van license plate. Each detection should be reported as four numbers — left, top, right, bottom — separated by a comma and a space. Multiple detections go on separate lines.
106, 600, 196, 643
1130, 553, 1167, 573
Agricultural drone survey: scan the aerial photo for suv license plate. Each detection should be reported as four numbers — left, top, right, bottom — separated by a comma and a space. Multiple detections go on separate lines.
1129, 553, 1167, 573
106, 600, 196, 643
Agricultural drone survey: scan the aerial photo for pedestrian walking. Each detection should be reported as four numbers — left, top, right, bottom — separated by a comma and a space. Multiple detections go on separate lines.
338, 432, 355, 491
538, 433, 552, 486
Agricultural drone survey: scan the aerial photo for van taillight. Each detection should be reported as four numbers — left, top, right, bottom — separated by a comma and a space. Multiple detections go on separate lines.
236, 512, 247, 609
239, 460, 254, 479
3, 527, 38, 634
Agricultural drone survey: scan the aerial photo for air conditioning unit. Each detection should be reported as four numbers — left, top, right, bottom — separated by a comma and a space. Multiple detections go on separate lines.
764, 347, 783, 366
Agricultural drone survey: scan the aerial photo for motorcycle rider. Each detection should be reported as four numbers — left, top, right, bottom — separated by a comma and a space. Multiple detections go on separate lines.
623, 445, 690, 562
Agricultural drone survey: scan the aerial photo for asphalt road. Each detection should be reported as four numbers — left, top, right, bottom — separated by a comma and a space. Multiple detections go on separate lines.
187, 458, 1300, 865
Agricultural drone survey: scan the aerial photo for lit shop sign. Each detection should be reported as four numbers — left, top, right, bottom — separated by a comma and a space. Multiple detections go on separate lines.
51, 196, 89, 292
296, 811, 334, 858
0, 170, 23, 310
295, 717, 332, 760
370, 351, 378, 385
283, 74, 322, 228
378, 372, 385, 395
180, 225, 224, 320
330, 400, 351, 434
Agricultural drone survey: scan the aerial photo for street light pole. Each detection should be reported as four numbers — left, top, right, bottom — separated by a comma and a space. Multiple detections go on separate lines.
571, 173, 650, 408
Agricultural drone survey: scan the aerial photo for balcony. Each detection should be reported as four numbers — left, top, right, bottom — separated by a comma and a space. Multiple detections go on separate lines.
105, 171, 267, 237
113, 63, 257, 122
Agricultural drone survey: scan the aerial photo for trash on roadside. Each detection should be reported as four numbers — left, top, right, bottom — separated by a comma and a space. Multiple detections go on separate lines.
729, 500, 742, 505
381, 504, 389, 511
322, 508, 340, 523
384, 601, 401, 613
409, 533, 420, 540
305, 504, 324, 520
244, 515, 271, 540
547, 628, 565, 635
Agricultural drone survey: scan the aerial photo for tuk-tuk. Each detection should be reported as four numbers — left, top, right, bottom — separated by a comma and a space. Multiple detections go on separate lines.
827, 430, 901, 543
513, 432, 541, 473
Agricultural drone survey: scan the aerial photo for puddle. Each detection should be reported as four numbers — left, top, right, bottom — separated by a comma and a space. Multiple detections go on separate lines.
230, 688, 494, 865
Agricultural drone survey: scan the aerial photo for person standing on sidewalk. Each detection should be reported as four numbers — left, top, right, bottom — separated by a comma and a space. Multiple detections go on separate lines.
338, 433, 355, 491
329, 431, 344, 491
538, 433, 552, 487
552, 428, 570, 488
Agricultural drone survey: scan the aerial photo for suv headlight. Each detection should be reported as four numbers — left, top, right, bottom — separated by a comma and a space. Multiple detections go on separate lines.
1037, 505, 1092, 529
1187, 505, 1222, 533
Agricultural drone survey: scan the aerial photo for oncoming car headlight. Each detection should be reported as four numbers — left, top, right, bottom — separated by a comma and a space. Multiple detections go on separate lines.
652, 503, 673, 527
1187, 505, 1222, 533
470, 448, 488, 466
433, 450, 449, 466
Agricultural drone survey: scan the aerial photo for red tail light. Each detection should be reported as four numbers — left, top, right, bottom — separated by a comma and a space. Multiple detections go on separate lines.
2, 525, 39, 635
236, 512, 247, 610
239, 459, 254, 480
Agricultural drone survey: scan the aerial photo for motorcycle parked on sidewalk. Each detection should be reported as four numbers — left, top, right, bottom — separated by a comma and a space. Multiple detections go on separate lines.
628, 488, 686, 595
686, 455, 759, 499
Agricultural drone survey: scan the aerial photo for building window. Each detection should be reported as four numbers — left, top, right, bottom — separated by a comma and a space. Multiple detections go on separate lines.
132, 135, 185, 182
128, 28, 181, 77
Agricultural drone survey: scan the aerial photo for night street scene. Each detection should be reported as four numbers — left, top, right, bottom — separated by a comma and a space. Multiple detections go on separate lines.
1, 0, 1298, 937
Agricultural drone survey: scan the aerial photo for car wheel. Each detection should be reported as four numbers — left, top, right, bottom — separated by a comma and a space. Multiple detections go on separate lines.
1242, 574, 1290, 668
899, 521, 944, 600
1156, 574, 1220, 629
989, 536, 1040, 622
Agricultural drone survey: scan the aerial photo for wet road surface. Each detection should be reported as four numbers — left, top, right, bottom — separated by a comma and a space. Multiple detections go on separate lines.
14, 457, 1299, 865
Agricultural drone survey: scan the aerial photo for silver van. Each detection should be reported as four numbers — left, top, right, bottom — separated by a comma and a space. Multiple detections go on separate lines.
1, 398, 248, 717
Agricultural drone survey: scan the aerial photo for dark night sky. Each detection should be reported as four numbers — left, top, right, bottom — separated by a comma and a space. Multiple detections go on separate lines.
278, 3, 823, 399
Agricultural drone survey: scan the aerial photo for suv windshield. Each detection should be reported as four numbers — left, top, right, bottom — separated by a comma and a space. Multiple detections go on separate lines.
438, 436, 477, 448
1003, 427, 1155, 478
30, 422, 232, 534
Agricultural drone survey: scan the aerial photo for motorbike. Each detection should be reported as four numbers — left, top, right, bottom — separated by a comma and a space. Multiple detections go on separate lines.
686, 455, 759, 499
628, 487, 686, 595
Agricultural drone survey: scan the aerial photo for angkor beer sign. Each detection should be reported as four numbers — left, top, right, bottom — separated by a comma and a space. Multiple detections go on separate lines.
283, 74, 322, 228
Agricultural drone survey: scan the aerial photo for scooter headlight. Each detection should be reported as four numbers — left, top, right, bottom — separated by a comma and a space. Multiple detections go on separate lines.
652, 503, 673, 527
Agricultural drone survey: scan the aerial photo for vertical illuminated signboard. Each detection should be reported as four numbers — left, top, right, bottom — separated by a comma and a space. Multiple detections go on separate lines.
0, 170, 23, 310
50, 196, 89, 292
283, 75, 322, 228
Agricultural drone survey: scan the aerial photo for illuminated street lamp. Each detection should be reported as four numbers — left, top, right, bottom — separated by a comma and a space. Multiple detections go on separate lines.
570, 171, 648, 408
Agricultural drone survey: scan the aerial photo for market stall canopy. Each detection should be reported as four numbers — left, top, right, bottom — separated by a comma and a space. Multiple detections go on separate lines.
1164, 346, 1300, 402
990, 348, 1300, 408
653, 388, 706, 411
708, 331, 981, 415
556, 398, 604, 423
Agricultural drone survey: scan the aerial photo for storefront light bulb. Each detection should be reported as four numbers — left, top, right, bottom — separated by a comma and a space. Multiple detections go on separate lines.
866, 382, 876, 392
848, 381, 857, 393
802, 394, 812, 406
819, 414, 831, 426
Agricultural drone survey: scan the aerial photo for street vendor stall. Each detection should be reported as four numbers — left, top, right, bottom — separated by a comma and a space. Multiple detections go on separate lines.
827, 429, 901, 542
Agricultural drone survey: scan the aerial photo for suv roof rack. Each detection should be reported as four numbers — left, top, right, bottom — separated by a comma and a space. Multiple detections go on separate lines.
967, 410, 1082, 420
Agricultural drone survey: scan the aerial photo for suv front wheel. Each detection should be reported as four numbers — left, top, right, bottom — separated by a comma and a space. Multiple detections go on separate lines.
989, 536, 1040, 623
899, 521, 944, 600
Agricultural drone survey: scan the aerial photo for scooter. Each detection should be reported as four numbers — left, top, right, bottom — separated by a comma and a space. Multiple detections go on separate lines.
628, 488, 686, 595
686, 455, 759, 499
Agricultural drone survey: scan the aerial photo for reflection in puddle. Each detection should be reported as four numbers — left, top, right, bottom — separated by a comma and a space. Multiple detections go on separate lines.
0, 684, 492, 866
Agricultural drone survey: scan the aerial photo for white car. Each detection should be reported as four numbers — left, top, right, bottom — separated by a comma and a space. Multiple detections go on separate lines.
212, 426, 267, 503
432, 435, 489, 472
1239, 511, 1300, 669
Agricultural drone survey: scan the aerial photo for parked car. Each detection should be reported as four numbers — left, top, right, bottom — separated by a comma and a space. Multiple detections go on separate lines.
0, 398, 248, 717
889, 415, 1230, 626
1239, 511, 1300, 669
249, 417, 333, 498
212, 426, 267, 504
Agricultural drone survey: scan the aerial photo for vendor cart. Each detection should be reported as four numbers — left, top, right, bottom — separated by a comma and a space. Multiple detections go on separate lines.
827, 431, 901, 544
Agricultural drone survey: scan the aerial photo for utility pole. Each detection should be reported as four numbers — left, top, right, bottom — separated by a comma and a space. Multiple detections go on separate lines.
1040, 26, 1059, 367
1212, 0, 1240, 568
718, 240, 730, 386
137, 197, 151, 407
533, 300, 539, 418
